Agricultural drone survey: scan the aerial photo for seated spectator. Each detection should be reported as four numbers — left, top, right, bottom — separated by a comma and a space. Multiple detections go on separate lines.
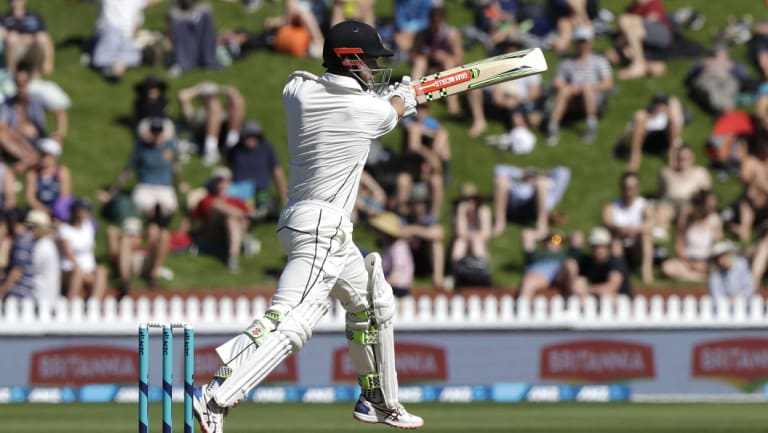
518, 229, 580, 298
706, 110, 754, 177
191, 167, 254, 272
401, 102, 451, 178
101, 117, 183, 287
469, 0, 521, 49
546, 25, 613, 145
368, 211, 414, 298
355, 169, 387, 222
602, 172, 654, 283
548, 0, 597, 54
661, 190, 722, 282
0, 208, 33, 301
25, 138, 71, 217
0, 159, 16, 212
401, 197, 445, 289
92, 0, 162, 82
27, 209, 59, 309
225, 121, 287, 219
709, 240, 755, 300
733, 137, 768, 243
618, 93, 684, 171
654, 145, 712, 237
10, 60, 71, 114
0, 66, 68, 170
393, 0, 432, 56
492, 164, 570, 238
573, 226, 632, 299
469, 38, 543, 139
450, 182, 492, 267
100, 190, 141, 295
178, 81, 245, 166
133, 74, 170, 128
394, 152, 443, 220
269, 0, 326, 59
167, 0, 219, 75
751, 222, 768, 289
58, 199, 107, 300
411, 6, 464, 115
330, 0, 374, 27
614, 0, 673, 80
1, 0, 54, 75
685, 45, 752, 115
748, 19, 768, 82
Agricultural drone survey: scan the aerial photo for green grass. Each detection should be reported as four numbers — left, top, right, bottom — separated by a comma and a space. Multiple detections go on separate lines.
27, 1, 766, 291
6, 403, 768, 433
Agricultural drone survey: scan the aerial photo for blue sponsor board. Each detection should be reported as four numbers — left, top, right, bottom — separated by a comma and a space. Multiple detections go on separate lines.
0, 384, 631, 403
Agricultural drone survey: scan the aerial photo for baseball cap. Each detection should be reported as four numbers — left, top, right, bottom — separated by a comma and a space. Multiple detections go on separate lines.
37, 138, 62, 156
25, 209, 51, 228
573, 25, 594, 41
323, 20, 393, 68
211, 166, 232, 181
588, 226, 612, 246
241, 121, 263, 138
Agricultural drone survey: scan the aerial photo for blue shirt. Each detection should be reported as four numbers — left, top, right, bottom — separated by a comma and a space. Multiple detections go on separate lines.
227, 140, 278, 191
129, 139, 178, 186
708, 255, 755, 299
5, 231, 35, 299
1, 11, 46, 34
395, 0, 432, 32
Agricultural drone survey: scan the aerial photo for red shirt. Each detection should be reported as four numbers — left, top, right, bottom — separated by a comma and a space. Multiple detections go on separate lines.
193, 194, 248, 219
628, 0, 671, 30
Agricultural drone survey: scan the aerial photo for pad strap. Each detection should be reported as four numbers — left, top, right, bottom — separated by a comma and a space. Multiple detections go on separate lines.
345, 309, 378, 345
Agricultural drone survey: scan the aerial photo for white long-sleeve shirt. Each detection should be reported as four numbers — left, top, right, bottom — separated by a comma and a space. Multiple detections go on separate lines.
282, 73, 398, 216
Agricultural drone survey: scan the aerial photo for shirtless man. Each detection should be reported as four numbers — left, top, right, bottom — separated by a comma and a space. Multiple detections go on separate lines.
735, 140, 768, 242
654, 145, 712, 237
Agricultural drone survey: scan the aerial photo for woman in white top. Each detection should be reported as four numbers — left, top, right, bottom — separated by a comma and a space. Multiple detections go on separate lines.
602, 172, 654, 283
661, 190, 723, 282
57, 199, 107, 299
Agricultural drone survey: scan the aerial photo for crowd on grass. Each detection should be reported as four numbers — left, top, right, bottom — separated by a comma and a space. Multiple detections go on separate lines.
0, 0, 767, 308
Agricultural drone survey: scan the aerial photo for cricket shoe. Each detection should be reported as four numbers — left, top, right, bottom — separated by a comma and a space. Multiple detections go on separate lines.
193, 385, 228, 433
353, 395, 424, 429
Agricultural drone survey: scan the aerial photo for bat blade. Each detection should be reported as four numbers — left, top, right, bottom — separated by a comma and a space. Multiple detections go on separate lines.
413, 48, 548, 103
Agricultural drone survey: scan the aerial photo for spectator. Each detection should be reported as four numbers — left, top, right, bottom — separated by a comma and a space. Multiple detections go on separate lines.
25, 138, 71, 217
0, 66, 68, 169
0, 210, 13, 271
470, 0, 522, 48
0, 208, 33, 301
573, 226, 632, 299
191, 167, 253, 272
401, 102, 451, 179
271, 0, 326, 59
685, 45, 751, 115
355, 169, 387, 222
133, 74, 170, 128
450, 182, 492, 267
178, 81, 245, 166
469, 38, 543, 139
368, 211, 414, 298
661, 189, 722, 282
751, 223, 768, 289
602, 172, 654, 283
26, 209, 59, 309
226, 121, 287, 219
518, 229, 580, 298
620, 93, 685, 171
393, 0, 432, 56
548, 0, 597, 54
102, 117, 183, 287
167, 0, 219, 75
733, 137, 768, 243
411, 6, 464, 115
401, 197, 445, 289
492, 164, 571, 238
58, 199, 107, 300
0, 159, 16, 212
654, 145, 712, 237
749, 20, 768, 82
1, 0, 54, 75
330, 0, 374, 27
709, 239, 755, 300
546, 25, 613, 145
92, 0, 162, 82
615, 0, 673, 80
394, 152, 443, 220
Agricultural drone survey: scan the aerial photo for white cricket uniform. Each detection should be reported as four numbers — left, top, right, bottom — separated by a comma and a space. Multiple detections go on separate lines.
215, 72, 398, 365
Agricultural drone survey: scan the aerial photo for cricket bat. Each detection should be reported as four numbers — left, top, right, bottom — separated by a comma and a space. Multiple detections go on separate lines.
413, 48, 548, 103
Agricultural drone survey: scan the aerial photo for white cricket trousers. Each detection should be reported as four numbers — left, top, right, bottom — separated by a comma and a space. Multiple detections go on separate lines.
215, 200, 372, 365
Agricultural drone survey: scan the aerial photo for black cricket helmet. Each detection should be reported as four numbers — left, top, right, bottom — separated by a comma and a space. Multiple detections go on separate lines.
322, 20, 393, 92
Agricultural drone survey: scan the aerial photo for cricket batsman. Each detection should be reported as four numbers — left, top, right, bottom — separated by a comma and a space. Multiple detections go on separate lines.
193, 20, 424, 432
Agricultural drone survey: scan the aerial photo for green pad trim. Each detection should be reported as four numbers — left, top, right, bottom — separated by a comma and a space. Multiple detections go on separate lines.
345, 326, 379, 345
359, 373, 381, 390
264, 309, 282, 324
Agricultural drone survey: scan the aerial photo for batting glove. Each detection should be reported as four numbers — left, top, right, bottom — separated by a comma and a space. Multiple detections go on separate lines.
391, 76, 417, 118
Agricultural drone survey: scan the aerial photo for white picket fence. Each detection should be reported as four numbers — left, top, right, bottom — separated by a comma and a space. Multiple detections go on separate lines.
1, 294, 767, 335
